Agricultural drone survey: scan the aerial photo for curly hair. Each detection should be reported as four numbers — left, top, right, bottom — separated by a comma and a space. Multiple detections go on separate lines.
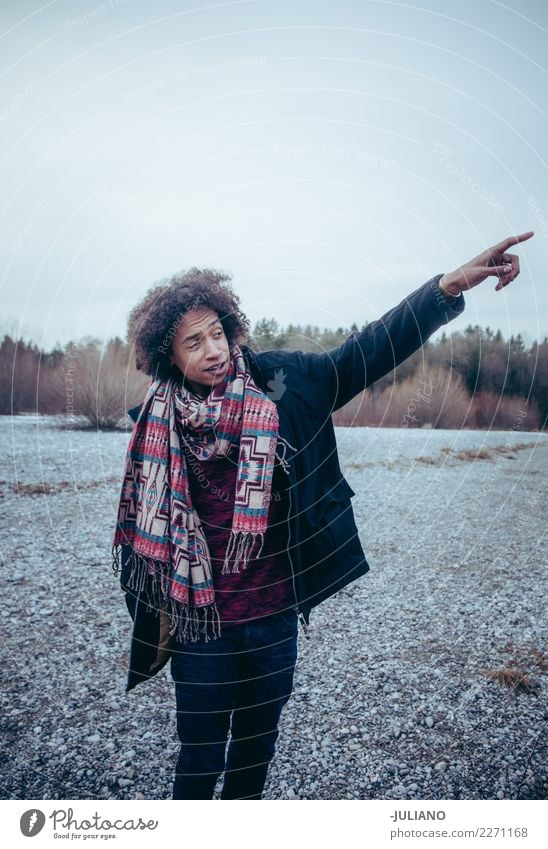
126, 268, 250, 380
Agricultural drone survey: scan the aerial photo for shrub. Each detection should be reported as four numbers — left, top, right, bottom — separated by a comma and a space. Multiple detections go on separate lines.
334, 364, 472, 429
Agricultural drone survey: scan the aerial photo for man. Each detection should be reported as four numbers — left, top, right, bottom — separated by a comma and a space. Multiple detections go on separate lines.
112, 231, 533, 800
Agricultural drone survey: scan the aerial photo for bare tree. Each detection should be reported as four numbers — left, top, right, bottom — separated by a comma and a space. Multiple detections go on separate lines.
48, 337, 148, 428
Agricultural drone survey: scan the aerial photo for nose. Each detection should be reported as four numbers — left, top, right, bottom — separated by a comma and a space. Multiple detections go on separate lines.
204, 336, 221, 360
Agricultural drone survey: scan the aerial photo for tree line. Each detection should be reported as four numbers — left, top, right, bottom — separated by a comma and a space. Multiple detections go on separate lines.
1, 319, 546, 430
250, 319, 546, 430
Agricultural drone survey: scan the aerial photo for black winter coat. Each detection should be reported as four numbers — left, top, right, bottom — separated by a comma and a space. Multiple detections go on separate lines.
119, 274, 465, 690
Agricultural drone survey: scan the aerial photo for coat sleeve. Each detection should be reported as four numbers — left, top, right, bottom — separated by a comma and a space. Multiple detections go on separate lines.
303, 273, 465, 412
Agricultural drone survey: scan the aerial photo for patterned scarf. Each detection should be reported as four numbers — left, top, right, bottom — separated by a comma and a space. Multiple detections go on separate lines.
111, 345, 290, 643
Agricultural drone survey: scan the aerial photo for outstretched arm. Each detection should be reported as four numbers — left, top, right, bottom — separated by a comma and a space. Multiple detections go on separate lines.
303, 231, 535, 411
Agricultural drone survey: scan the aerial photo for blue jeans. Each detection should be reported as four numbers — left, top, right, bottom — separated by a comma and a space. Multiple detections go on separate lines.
170, 608, 298, 800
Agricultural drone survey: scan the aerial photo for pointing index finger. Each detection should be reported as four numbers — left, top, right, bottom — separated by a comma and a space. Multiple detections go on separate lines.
498, 231, 535, 251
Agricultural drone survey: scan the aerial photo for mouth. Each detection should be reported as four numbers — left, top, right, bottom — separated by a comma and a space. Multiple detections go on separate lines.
204, 361, 226, 374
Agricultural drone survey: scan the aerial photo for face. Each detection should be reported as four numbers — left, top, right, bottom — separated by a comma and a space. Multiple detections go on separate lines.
169, 308, 230, 395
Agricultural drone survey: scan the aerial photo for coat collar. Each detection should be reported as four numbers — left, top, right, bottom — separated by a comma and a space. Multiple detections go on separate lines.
241, 344, 265, 390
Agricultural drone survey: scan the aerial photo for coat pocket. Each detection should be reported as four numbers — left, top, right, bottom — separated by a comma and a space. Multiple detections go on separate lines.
301, 478, 358, 564
301, 476, 356, 528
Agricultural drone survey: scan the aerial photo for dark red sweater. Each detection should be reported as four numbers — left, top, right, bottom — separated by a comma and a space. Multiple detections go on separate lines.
186, 444, 295, 625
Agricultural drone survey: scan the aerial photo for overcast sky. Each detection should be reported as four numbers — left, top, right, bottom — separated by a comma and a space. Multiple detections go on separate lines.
1, 0, 546, 352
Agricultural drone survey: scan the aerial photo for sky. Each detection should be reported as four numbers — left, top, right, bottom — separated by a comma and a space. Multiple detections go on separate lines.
1, 0, 547, 352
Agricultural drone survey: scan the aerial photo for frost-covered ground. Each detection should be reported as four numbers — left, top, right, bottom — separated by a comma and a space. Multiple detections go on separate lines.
1, 416, 546, 800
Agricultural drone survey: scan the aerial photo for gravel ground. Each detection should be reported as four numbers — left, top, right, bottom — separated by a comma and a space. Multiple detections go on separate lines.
1, 415, 546, 800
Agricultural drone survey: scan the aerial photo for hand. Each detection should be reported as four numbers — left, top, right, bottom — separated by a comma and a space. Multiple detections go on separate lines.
441, 231, 534, 295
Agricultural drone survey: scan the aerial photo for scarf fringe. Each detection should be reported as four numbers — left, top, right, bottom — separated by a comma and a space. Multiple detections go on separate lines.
111, 543, 120, 575
112, 543, 221, 644
221, 530, 264, 575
